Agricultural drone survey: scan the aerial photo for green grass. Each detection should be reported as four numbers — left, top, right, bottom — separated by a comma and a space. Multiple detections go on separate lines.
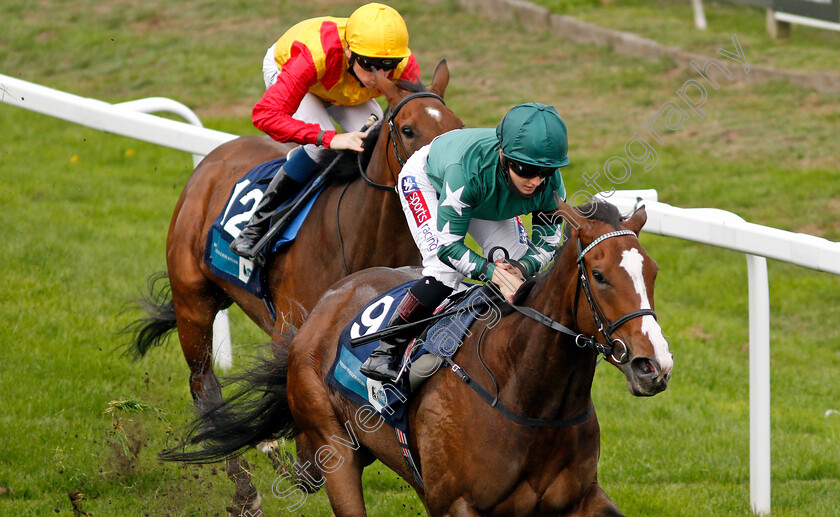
1, 0, 839, 515
533, 0, 840, 73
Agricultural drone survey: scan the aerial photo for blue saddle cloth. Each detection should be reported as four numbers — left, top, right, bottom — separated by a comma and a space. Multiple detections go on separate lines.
325, 281, 500, 429
203, 157, 325, 318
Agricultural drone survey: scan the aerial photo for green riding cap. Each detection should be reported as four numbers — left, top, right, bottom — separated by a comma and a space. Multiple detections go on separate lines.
496, 102, 570, 168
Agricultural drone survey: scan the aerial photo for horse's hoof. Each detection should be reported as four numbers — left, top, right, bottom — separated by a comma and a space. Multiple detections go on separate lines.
227, 493, 262, 517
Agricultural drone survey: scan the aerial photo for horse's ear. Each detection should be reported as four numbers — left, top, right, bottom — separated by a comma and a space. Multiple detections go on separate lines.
373, 69, 401, 105
622, 205, 647, 236
553, 193, 590, 237
429, 59, 450, 99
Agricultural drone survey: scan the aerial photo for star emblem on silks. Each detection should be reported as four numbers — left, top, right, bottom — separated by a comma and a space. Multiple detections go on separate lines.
440, 182, 468, 216
448, 249, 477, 276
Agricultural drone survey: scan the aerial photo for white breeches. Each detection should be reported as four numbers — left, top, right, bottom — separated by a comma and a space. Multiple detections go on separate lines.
397, 144, 531, 289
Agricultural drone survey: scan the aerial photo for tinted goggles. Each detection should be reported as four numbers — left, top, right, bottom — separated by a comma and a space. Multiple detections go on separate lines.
354, 54, 401, 72
507, 158, 557, 179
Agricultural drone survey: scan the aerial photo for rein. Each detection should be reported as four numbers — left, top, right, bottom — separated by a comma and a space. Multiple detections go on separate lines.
444, 356, 594, 427
339, 91, 448, 272
447, 228, 657, 428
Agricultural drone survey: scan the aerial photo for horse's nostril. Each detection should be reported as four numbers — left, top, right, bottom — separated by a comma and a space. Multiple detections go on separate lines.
632, 358, 657, 377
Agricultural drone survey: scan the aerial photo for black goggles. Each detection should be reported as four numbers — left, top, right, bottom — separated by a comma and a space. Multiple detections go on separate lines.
506, 157, 557, 179
353, 53, 401, 72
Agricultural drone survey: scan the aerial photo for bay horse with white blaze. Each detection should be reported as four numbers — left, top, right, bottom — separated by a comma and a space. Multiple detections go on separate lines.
124, 61, 462, 513
165, 198, 674, 516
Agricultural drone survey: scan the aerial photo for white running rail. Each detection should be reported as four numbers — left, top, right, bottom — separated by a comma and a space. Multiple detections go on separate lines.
603, 189, 840, 515
0, 73, 236, 369
5, 75, 840, 513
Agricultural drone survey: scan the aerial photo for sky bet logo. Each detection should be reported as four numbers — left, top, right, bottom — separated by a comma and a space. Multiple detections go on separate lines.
401, 176, 431, 226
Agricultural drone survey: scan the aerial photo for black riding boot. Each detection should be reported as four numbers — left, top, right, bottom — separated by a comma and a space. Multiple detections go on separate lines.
230, 165, 300, 263
360, 277, 452, 383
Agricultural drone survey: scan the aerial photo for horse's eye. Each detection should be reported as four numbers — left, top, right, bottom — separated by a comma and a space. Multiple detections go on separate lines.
401, 126, 415, 138
592, 270, 606, 284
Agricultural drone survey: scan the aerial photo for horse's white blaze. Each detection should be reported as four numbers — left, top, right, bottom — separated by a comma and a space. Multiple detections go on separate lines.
619, 248, 673, 374
425, 106, 442, 121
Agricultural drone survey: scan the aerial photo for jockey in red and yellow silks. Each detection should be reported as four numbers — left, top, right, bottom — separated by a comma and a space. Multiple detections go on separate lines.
231, 3, 420, 263
254, 15, 420, 148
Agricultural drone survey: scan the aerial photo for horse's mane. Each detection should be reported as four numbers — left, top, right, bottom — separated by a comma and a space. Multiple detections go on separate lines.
331, 78, 428, 184
534, 199, 623, 279
558, 199, 622, 246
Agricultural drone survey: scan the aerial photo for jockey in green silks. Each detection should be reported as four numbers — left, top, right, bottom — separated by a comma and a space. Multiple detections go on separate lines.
360, 103, 571, 383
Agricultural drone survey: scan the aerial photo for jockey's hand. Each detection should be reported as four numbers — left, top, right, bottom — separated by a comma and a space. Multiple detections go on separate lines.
329, 131, 366, 152
495, 259, 526, 282
490, 259, 525, 304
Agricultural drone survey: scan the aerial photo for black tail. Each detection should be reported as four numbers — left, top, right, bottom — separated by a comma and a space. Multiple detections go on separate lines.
120, 272, 177, 360
160, 333, 299, 464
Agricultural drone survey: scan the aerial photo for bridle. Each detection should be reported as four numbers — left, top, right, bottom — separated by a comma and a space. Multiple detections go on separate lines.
340, 91, 448, 274
443, 229, 657, 428
357, 91, 446, 192
508, 229, 657, 364
572, 230, 658, 363
388, 91, 445, 168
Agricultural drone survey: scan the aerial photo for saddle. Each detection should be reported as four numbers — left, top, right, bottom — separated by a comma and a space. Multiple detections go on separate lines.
328, 282, 499, 415
324, 281, 502, 489
203, 157, 325, 318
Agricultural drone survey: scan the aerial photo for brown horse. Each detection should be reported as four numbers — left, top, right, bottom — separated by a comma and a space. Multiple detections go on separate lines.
126, 61, 461, 400
164, 198, 674, 516
125, 61, 462, 513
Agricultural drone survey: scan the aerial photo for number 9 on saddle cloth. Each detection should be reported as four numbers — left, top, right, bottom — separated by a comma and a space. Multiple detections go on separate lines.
328, 281, 502, 426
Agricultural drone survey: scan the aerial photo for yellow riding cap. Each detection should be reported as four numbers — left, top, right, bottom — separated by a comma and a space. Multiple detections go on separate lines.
345, 3, 411, 59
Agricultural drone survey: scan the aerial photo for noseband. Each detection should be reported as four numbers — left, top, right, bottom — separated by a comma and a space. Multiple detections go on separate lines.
507, 229, 657, 364
573, 230, 658, 363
